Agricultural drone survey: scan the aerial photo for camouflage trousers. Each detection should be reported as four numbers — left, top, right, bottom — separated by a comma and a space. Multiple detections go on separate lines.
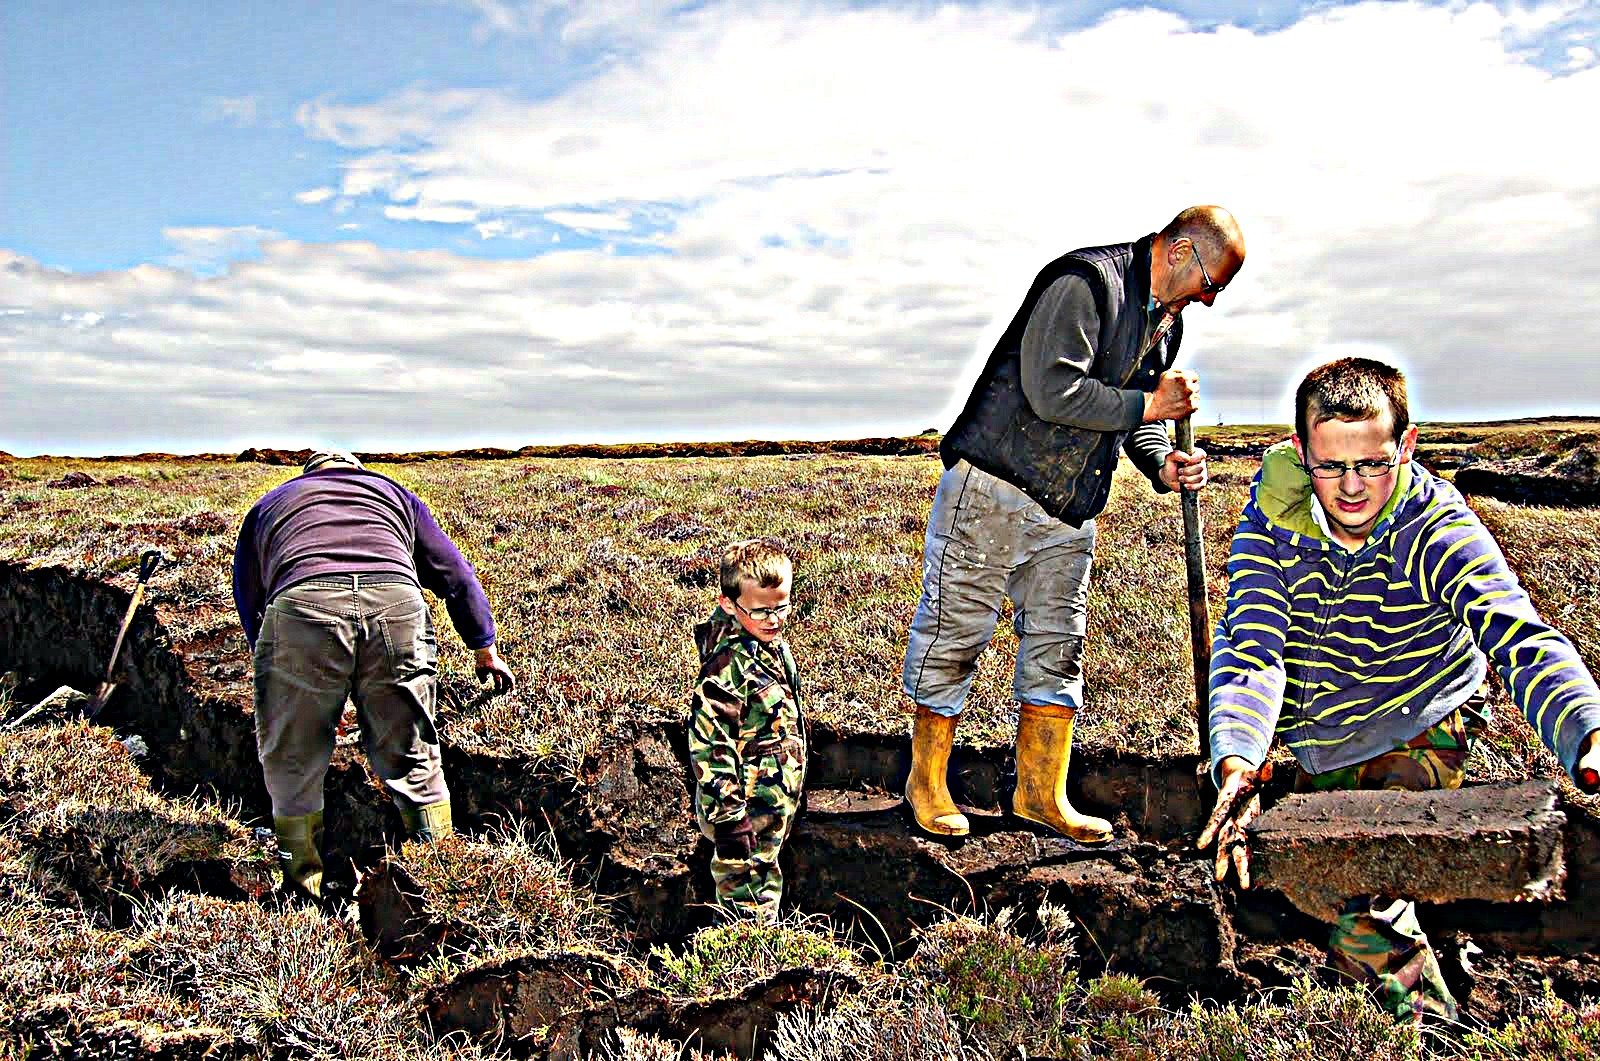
695, 742, 806, 921
1297, 702, 1484, 1022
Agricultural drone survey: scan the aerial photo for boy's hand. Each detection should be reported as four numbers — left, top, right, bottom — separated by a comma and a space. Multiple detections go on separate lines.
1197, 756, 1266, 888
712, 816, 755, 861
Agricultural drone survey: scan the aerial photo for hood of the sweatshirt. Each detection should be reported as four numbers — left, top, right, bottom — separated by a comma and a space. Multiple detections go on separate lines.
1251, 439, 1414, 549
692, 605, 741, 664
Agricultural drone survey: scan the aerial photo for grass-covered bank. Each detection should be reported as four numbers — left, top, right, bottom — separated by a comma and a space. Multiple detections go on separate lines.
2, 435, 1596, 791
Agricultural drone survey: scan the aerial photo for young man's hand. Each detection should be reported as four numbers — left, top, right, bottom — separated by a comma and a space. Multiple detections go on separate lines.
712, 816, 755, 861
1577, 730, 1600, 794
473, 644, 516, 695
1160, 446, 1209, 493
1197, 756, 1265, 887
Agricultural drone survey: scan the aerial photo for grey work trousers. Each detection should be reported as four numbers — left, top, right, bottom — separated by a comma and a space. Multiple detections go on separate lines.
252, 575, 448, 817
903, 461, 1097, 717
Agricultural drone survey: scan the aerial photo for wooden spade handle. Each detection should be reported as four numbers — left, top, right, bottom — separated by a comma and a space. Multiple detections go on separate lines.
1175, 416, 1213, 758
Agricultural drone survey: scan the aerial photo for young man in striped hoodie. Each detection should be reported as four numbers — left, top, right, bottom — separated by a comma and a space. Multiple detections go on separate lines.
1198, 357, 1600, 1021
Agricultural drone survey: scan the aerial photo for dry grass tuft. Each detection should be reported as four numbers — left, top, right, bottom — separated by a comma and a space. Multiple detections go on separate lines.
0, 874, 512, 1059
1460, 984, 1600, 1059
650, 916, 869, 1000
590, 1027, 736, 1061
764, 978, 985, 1061
906, 905, 1092, 1057
133, 895, 435, 1058
397, 823, 619, 965
1157, 978, 1425, 1059
0, 722, 276, 907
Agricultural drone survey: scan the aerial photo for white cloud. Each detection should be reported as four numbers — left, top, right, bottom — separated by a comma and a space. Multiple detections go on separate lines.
454, 0, 688, 42
295, 186, 338, 205
160, 226, 281, 274
383, 204, 480, 224
203, 95, 260, 126
544, 208, 633, 232
7, 1, 1600, 453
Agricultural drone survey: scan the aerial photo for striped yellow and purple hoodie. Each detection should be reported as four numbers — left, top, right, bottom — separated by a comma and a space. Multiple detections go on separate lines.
1208, 440, 1600, 785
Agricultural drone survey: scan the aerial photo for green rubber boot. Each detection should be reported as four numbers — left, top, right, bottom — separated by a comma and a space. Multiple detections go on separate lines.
398, 798, 454, 842
273, 810, 325, 898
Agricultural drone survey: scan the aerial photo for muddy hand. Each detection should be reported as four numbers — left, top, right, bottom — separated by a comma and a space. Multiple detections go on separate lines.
1198, 756, 1263, 888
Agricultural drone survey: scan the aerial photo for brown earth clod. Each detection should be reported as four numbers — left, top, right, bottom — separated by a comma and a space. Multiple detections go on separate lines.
1248, 780, 1567, 920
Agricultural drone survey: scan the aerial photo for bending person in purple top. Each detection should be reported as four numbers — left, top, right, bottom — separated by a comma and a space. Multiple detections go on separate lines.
233, 449, 515, 899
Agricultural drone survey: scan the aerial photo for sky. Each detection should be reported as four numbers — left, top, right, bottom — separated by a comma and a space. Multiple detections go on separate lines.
3, 1, 1598, 456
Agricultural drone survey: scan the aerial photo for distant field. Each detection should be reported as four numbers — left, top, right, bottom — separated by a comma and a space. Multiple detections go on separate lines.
2, 428, 1597, 787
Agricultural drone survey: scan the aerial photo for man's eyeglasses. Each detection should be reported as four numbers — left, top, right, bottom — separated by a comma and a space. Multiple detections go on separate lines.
1303, 454, 1402, 479
733, 601, 793, 623
1189, 241, 1225, 296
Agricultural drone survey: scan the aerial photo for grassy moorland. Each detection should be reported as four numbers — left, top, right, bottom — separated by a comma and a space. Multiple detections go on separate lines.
1, 425, 1598, 789
3, 428, 1600, 1058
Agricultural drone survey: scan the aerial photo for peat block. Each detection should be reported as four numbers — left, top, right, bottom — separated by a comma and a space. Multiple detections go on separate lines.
355, 858, 446, 961
13, 998, 235, 1061
422, 951, 644, 1053
1007, 853, 1244, 995
423, 952, 855, 1060
790, 801, 1246, 998
1248, 780, 1565, 920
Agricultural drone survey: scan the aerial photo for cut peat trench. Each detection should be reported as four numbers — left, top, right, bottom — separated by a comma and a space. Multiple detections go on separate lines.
4, 557, 1600, 1005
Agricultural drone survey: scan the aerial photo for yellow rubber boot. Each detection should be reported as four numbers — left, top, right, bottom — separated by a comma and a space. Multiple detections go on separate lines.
904, 705, 970, 837
1012, 703, 1111, 843
273, 810, 325, 898
398, 799, 454, 842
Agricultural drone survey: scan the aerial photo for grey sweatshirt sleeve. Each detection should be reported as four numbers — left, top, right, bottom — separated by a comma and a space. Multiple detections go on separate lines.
1124, 422, 1175, 492
1019, 275, 1148, 432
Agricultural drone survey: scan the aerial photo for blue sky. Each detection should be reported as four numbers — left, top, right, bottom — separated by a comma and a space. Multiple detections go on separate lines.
3, 1, 1599, 454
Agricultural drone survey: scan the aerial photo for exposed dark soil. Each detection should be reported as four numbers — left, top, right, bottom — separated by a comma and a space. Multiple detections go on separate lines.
1457, 452, 1600, 506
2, 557, 1598, 1015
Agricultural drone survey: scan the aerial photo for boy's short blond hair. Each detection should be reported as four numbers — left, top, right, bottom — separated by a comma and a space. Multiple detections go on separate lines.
719, 538, 792, 602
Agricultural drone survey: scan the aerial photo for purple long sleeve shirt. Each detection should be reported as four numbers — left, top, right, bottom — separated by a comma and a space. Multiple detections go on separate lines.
232, 467, 496, 650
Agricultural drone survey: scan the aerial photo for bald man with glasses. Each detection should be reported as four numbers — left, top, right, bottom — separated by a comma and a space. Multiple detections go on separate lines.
902, 205, 1247, 842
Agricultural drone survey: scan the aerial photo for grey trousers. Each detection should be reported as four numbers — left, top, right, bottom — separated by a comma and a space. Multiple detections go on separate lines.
903, 461, 1097, 718
252, 575, 448, 817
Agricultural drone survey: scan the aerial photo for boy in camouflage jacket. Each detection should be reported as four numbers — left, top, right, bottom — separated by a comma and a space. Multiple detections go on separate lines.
688, 538, 806, 920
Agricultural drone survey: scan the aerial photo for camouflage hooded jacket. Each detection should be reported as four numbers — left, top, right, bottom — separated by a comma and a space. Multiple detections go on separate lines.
687, 605, 805, 825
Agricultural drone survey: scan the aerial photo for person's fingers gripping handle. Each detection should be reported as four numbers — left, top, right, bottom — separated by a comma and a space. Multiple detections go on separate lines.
1145, 369, 1200, 422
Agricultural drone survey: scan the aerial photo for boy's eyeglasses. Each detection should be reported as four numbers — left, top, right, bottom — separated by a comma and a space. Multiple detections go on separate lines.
1190, 241, 1225, 296
734, 601, 793, 622
1303, 454, 1402, 479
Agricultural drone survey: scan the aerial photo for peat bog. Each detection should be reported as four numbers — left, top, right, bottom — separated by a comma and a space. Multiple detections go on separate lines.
2, 425, 1600, 1058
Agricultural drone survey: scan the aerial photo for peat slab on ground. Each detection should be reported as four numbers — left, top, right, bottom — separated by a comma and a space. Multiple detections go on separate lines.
420, 951, 857, 1060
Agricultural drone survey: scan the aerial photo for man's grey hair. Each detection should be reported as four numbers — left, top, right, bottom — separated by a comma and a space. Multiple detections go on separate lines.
303, 450, 364, 474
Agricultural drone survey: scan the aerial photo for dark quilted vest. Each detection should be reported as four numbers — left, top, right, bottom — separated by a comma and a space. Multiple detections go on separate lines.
939, 235, 1182, 527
